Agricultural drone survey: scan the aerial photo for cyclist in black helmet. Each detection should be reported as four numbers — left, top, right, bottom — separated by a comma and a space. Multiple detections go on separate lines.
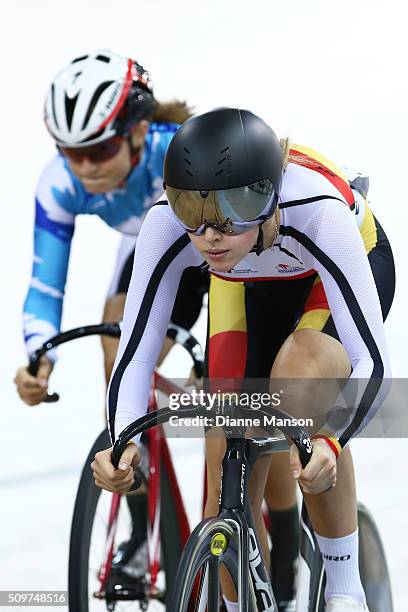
93, 107, 395, 612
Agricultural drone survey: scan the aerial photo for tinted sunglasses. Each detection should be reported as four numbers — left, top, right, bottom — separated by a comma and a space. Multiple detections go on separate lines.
166, 180, 276, 235
57, 136, 124, 163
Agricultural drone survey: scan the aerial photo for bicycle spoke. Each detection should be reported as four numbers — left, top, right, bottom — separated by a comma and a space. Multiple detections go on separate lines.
207, 557, 221, 612
195, 565, 209, 612
70, 467, 170, 611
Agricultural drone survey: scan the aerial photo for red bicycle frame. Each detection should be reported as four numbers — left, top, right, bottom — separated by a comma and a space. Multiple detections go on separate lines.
97, 372, 193, 596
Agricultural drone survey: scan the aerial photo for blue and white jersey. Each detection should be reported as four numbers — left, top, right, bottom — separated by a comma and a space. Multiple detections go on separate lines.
23, 122, 178, 358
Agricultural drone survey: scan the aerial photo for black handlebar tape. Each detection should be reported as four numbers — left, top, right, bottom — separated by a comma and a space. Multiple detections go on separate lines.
27, 356, 59, 402
42, 393, 60, 403
27, 357, 40, 377
292, 433, 313, 469
111, 442, 143, 492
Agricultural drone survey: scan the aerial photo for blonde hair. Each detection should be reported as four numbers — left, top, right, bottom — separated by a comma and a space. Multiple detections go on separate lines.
149, 100, 193, 125
283, 140, 323, 171
280, 137, 291, 169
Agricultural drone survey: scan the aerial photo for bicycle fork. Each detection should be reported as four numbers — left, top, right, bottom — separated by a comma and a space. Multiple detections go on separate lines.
296, 502, 325, 612
219, 437, 278, 612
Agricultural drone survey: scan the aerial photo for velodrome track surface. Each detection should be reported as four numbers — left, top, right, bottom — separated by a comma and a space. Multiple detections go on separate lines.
2, 0, 407, 607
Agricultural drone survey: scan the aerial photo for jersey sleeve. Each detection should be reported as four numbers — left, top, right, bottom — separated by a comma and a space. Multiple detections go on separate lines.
156, 127, 177, 160
107, 203, 203, 444
298, 201, 391, 446
148, 127, 178, 205
23, 156, 76, 360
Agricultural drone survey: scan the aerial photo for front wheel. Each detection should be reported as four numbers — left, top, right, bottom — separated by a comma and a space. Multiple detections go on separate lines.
68, 429, 182, 611
169, 517, 263, 612
357, 502, 393, 612
169, 518, 239, 611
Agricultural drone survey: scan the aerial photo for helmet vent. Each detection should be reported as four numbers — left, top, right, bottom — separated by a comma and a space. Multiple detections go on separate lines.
71, 55, 88, 64
183, 147, 193, 176
81, 81, 114, 130
65, 93, 80, 131
96, 54, 110, 63
215, 147, 230, 177
82, 127, 105, 143
50, 84, 59, 130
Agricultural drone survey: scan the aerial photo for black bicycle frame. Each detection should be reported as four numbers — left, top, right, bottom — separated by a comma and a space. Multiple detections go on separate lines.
112, 404, 312, 610
218, 436, 277, 610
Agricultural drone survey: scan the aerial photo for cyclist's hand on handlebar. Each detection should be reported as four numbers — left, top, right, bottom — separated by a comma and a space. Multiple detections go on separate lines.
91, 443, 141, 493
14, 357, 53, 406
290, 439, 337, 495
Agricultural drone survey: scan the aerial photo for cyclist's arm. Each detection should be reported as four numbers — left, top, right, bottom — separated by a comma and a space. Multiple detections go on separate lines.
107, 202, 203, 444
301, 201, 391, 446
23, 157, 76, 362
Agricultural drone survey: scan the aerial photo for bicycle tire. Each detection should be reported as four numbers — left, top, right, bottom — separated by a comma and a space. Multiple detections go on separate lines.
309, 564, 326, 612
68, 429, 109, 611
357, 501, 393, 612
305, 543, 326, 612
169, 517, 259, 612
68, 429, 182, 611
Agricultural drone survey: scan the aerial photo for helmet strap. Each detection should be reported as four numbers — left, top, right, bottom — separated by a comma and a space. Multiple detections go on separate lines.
116, 137, 142, 188
252, 207, 280, 256
254, 224, 265, 256
128, 136, 142, 168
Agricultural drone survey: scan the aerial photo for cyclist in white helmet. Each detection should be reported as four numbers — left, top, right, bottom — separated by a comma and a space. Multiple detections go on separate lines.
15, 49, 209, 401
13, 50, 210, 599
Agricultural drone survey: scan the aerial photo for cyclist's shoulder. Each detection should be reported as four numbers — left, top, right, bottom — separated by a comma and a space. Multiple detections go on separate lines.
146, 121, 179, 160
144, 195, 188, 232
288, 145, 370, 197
149, 121, 180, 137
36, 153, 84, 214
282, 143, 355, 208
287, 143, 348, 178
138, 199, 201, 266
145, 195, 172, 218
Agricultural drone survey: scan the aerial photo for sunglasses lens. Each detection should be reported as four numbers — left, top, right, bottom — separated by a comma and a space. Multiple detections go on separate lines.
59, 137, 123, 163
166, 181, 275, 234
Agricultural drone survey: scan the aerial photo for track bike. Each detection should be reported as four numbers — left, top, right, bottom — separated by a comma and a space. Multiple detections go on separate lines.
28, 328, 394, 611
110, 402, 394, 611
28, 322, 204, 611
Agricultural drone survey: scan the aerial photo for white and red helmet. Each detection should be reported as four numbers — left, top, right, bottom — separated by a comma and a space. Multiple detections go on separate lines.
45, 50, 155, 147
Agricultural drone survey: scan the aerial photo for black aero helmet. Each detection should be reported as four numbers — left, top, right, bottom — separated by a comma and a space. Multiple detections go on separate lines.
164, 107, 283, 235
